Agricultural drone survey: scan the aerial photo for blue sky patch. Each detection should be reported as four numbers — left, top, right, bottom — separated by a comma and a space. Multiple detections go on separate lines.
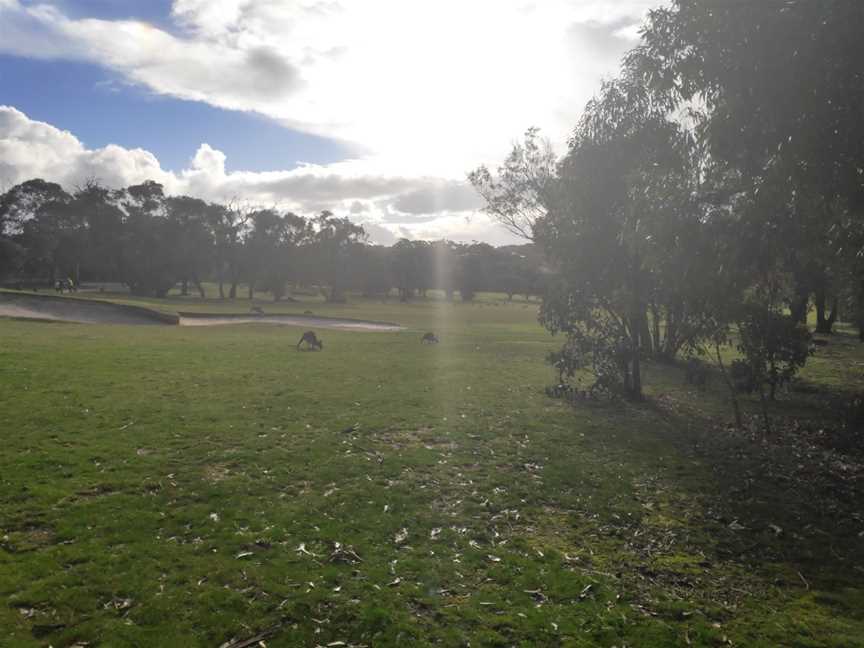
23, 0, 176, 29
0, 54, 353, 172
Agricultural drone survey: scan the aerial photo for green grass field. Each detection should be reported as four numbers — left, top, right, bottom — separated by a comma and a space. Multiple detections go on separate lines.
2, 293, 863, 647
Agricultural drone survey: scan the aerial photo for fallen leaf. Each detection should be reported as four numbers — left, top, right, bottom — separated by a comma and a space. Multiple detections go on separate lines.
296, 543, 318, 557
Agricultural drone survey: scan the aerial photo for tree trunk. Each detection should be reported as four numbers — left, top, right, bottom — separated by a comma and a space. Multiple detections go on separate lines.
639, 309, 652, 357
857, 280, 864, 342
628, 253, 644, 401
815, 289, 826, 331
759, 386, 772, 436
181, 279, 189, 296
789, 288, 809, 324
195, 279, 205, 299
629, 323, 642, 400
826, 296, 838, 332
626, 311, 643, 401
248, 282, 254, 300
815, 288, 836, 334
665, 298, 685, 358
650, 302, 662, 358
715, 342, 743, 428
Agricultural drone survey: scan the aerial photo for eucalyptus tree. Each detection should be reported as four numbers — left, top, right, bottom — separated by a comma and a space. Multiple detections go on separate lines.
245, 209, 311, 301
205, 202, 249, 300
116, 181, 184, 297
355, 243, 393, 299
536, 75, 696, 399
430, 239, 460, 300
469, 127, 557, 242
457, 243, 495, 302
630, 0, 864, 329
312, 211, 367, 302
165, 195, 216, 298
73, 180, 126, 283
391, 239, 432, 301
0, 179, 73, 283
631, 0, 863, 193
243, 208, 282, 299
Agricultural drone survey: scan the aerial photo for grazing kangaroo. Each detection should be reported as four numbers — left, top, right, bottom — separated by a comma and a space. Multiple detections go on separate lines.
297, 330, 323, 351
421, 332, 439, 344
250, 306, 264, 315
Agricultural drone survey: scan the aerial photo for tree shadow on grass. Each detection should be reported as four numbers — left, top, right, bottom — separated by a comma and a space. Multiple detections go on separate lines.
542, 368, 864, 635
640, 389, 864, 594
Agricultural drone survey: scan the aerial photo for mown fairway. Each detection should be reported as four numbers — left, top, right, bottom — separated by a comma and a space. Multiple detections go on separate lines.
1, 295, 863, 647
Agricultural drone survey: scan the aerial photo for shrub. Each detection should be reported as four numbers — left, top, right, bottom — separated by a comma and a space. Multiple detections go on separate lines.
736, 304, 812, 401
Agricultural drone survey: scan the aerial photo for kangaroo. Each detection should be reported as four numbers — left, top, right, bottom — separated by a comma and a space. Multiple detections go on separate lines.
250, 306, 264, 315
421, 332, 439, 344
297, 330, 323, 351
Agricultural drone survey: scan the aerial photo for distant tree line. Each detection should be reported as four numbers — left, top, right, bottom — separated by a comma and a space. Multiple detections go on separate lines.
0, 178, 545, 302
471, 0, 864, 416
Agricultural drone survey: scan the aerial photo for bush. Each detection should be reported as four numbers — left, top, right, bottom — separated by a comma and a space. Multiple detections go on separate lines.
736, 304, 812, 400
546, 328, 631, 399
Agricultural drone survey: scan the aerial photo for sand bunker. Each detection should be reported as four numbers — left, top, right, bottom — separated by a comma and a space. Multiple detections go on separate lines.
179, 313, 402, 331
0, 292, 402, 331
0, 293, 178, 325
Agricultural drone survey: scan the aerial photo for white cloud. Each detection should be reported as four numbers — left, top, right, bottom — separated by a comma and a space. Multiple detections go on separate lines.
0, 0, 654, 175
0, 105, 497, 245
0, 0, 658, 242
0, 105, 175, 190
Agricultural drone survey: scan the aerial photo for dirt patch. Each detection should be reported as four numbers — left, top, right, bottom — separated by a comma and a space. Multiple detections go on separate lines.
1, 526, 55, 553
369, 427, 456, 451
202, 464, 232, 483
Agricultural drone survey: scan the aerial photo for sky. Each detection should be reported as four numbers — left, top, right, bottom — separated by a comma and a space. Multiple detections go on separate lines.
0, 0, 657, 245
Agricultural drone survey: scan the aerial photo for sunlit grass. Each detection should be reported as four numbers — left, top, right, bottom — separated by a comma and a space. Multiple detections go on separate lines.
1, 295, 862, 647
